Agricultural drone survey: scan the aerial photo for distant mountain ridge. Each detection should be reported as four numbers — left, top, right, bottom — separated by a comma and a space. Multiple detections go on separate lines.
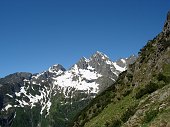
0, 51, 136, 127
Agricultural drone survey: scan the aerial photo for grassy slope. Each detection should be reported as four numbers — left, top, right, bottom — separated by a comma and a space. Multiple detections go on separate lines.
84, 84, 170, 127
84, 94, 138, 127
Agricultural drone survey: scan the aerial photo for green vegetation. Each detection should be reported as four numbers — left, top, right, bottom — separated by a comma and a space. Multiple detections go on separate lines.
12, 106, 41, 127
162, 64, 170, 82
134, 63, 170, 99
70, 84, 117, 127
143, 108, 159, 123
83, 94, 138, 127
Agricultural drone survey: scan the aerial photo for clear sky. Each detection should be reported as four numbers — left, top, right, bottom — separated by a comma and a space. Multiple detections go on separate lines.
0, 0, 169, 78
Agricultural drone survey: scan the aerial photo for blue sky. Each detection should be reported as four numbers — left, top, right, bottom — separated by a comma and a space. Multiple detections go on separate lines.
0, 0, 169, 77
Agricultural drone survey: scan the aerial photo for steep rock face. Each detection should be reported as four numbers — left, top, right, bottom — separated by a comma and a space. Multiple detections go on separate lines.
0, 52, 136, 127
72, 11, 170, 127
163, 11, 170, 34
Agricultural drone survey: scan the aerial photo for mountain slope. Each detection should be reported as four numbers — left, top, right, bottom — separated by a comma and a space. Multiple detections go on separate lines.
72, 11, 170, 127
0, 52, 136, 127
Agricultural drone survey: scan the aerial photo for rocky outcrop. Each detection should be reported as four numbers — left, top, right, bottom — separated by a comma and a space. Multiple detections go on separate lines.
163, 11, 170, 34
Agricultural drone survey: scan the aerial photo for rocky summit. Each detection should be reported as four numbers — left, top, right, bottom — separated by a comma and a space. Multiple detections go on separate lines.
0, 51, 136, 127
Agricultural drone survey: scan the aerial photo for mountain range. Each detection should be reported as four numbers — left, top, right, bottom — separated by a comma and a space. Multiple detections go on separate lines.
0, 51, 136, 127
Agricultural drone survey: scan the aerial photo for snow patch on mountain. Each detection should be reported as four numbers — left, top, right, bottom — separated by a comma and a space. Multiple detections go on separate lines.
14, 80, 53, 116
113, 62, 126, 72
6, 94, 13, 98
4, 104, 12, 111
53, 64, 102, 95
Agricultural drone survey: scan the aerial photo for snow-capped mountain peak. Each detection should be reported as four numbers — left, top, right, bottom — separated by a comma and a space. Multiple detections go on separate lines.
48, 64, 66, 74
90, 51, 109, 61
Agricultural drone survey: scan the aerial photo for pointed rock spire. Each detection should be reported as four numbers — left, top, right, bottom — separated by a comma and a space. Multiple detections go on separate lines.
76, 57, 89, 69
